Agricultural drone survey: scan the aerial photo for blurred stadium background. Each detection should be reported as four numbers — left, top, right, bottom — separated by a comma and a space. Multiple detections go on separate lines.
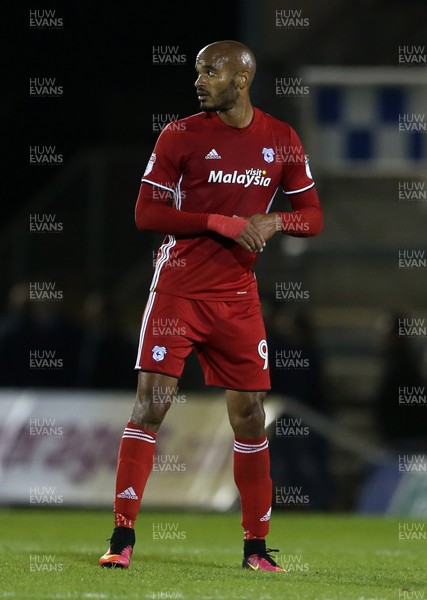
1, 2, 427, 518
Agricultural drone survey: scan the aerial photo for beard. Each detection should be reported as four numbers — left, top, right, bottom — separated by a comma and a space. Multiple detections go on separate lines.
200, 79, 239, 112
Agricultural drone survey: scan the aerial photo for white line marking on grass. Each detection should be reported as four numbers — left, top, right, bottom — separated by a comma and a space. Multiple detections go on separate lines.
375, 549, 403, 556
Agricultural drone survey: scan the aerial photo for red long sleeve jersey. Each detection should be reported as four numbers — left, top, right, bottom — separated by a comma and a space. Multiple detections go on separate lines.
139, 107, 322, 300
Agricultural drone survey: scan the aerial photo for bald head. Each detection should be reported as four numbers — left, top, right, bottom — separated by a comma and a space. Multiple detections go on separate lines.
196, 40, 256, 87
194, 40, 257, 122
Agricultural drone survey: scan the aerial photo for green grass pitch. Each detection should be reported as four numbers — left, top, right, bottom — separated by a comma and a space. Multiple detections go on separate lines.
0, 508, 425, 600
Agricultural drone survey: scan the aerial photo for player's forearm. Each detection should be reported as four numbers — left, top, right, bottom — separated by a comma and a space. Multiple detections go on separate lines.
135, 185, 248, 239
135, 198, 210, 234
135, 183, 211, 234
279, 187, 323, 237
279, 206, 323, 237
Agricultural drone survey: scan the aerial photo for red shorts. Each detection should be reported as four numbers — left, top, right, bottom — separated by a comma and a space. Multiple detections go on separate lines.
135, 292, 270, 391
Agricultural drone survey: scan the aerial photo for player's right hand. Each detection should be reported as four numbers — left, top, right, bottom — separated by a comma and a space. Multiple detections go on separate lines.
207, 214, 265, 252
234, 220, 266, 253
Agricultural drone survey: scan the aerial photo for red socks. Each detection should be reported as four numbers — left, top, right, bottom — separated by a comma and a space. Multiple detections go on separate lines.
113, 421, 156, 527
233, 435, 272, 540
113, 424, 272, 540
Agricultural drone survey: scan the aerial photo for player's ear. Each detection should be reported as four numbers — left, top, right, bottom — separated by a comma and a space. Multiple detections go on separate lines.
238, 71, 250, 89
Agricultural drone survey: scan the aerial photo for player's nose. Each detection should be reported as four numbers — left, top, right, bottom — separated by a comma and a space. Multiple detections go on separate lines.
194, 73, 206, 87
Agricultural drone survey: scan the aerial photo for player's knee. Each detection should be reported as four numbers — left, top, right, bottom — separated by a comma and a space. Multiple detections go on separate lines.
130, 391, 171, 429
131, 375, 177, 428
229, 394, 266, 437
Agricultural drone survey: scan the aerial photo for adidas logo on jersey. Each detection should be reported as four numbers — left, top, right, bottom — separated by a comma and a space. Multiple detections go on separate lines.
117, 486, 138, 500
205, 148, 221, 159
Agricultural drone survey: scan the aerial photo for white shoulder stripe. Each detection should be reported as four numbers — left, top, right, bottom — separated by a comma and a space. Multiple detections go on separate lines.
284, 182, 315, 195
141, 178, 175, 193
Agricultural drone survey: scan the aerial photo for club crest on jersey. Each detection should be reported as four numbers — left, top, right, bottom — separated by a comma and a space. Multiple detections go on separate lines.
144, 152, 156, 177
262, 147, 275, 163
152, 345, 167, 362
